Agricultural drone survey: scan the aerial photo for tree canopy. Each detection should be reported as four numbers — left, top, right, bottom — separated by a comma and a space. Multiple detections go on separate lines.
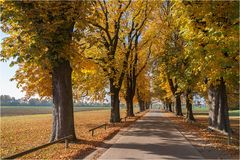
1, 0, 239, 139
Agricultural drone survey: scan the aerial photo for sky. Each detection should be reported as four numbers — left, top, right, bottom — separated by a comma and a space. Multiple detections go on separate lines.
0, 29, 25, 98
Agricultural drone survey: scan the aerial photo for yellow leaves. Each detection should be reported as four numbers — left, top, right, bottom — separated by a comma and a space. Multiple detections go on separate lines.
13, 62, 52, 98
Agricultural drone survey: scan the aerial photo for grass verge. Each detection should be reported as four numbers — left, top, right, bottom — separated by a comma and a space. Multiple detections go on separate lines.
164, 111, 239, 159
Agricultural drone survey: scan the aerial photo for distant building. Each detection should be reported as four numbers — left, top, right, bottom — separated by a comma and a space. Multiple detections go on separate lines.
193, 94, 206, 107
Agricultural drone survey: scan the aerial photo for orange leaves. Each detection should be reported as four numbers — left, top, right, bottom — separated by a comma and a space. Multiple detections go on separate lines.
0, 110, 143, 159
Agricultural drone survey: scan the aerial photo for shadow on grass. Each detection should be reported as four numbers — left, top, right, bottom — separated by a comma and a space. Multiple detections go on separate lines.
70, 127, 123, 159
70, 112, 147, 159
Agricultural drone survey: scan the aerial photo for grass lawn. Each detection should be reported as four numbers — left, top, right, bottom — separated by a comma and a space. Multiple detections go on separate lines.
181, 106, 239, 117
0, 107, 143, 159
228, 110, 240, 117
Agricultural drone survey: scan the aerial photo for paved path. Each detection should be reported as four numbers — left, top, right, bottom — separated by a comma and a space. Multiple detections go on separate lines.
98, 110, 203, 159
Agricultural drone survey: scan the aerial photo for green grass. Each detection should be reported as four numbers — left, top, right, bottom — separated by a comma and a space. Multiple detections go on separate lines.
181, 106, 239, 117
229, 110, 240, 116
192, 107, 208, 112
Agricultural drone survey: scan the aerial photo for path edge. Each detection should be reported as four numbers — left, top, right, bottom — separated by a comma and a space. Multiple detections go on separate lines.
84, 110, 149, 160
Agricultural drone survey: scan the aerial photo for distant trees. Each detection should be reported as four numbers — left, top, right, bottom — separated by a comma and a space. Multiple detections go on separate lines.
0, 95, 111, 107
0, 95, 52, 106
0, 95, 20, 106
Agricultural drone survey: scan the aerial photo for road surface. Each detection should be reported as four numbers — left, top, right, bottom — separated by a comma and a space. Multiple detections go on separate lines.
98, 110, 203, 159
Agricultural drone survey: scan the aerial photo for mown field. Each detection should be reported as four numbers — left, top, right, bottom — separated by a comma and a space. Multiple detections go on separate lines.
154, 104, 239, 117
0, 107, 142, 159
0, 106, 110, 117
182, 107, 240, 117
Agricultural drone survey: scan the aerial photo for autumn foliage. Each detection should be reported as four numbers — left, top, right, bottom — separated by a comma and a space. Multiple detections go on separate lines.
0, 0, 239, 145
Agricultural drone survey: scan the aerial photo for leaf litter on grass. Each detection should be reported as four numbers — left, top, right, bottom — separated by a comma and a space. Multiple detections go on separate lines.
1, 109, 146, 159
164, 112, 239, 159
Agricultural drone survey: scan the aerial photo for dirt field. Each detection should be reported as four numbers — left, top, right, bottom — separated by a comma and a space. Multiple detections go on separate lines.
0, 106, 109, 117
0, 108, 143, 159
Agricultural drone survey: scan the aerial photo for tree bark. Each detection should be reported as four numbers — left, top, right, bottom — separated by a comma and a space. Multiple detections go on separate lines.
208, 78, 231, 133
137, 89, 145, 112
218, 77, 231, 132
168, 102, 172, 112
168, 78, 183, 116
145, 101, 150, 109
126, 97, 134, 117
110, 79, 121, 123
125, 77, 135, 117
163, 101, 167, 110
139, 100, 145, 112
51, 59, 76, 142
185, 88, 195, 122
208, 84, 219, 127
175, 94, 183, 116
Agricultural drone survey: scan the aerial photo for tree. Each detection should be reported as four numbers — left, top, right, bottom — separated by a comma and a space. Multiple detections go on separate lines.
80, 0, 133, 122
122, 0, 153, 117
150, 0, 184, 116
173, 0, 239, 131
136, 68, 151, 111
71, 58, 108, 102
1, 1, 91, 141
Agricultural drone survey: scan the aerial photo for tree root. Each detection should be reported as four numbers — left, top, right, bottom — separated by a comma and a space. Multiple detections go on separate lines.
185, 118, 196, 123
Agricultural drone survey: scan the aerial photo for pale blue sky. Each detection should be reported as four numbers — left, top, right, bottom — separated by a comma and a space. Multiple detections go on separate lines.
0, 29, 25, 98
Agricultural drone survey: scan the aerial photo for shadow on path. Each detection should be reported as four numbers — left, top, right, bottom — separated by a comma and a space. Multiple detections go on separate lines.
99, 110, 203, 159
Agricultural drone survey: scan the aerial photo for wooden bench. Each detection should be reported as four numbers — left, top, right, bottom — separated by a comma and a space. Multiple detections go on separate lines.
208, 126, 232, 144
89, 123, 107, 136
120, 116, 127, 122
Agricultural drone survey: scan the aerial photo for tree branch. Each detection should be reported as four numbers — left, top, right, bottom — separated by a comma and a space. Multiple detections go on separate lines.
136, 43, 152, 77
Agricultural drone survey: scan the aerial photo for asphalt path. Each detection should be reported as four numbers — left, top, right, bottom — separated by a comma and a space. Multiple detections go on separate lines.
98, 110, 203, 159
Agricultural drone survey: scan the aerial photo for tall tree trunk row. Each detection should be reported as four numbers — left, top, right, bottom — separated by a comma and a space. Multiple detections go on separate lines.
185, 88, 195, 122
208, 77, 231, 133
175, 94, 183, 116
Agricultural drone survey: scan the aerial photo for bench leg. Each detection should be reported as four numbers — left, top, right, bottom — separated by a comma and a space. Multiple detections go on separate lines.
65, 139, 69, 149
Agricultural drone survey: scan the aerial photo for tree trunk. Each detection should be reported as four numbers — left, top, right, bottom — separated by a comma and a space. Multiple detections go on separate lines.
164, 102, 167, 110
137, 89, 145, 112
168, 102, 172, 112
51, 59, 76, 142
142, 101, 145, 111
175, 94, 183, 116
208, 78, 231, 133
218, 77, 231, 132
168, 78, 182, 115
125, 77, 135, 117
185, 88, 195, 122
110, 79, 120, 123
208, 84, 219, 127
139, 100, 145, 112
126, 97, 134, 117
145, 102, 150, 109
